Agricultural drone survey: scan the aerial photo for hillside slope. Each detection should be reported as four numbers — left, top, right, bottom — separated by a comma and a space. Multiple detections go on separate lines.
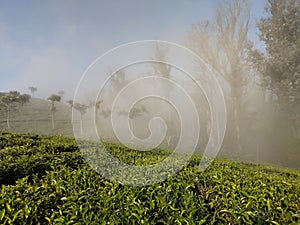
0, 98, 73, 136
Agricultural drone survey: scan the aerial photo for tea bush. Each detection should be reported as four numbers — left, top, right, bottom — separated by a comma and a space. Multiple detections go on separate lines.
0, 131, 299, 224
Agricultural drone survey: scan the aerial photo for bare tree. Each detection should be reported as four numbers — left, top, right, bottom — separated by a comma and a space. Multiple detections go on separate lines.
187, 0, 251, 153
151, 43, 172, 117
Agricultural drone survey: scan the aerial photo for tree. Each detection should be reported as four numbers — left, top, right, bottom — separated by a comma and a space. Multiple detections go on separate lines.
28, 86, 37, 97
119, 106, 147, 120
100, 108, 111, 118
66, 100, 74, 108
47, 94, 61, 129
98, 108, 111, 140
66, 100, 74, 124
0, 91, 30, 129
90, 100, 103, 124
73, 103, 89, 136
151, 43, 172, 117
251, 0, 300, 113
187, 0, 251, 153
118, 106, 148, 142
152, 43, 171, 80
248, 0, 300, 165
110, 70, 127, 93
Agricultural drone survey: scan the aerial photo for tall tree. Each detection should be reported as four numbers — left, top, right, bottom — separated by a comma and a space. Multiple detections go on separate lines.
0, 91, 30, 129
110, 69, 127, 93
250, 0, 300, 114
67, 100, 74, 124
152, 43, 171, 81
99, 108, 111, 138
187, 0, 251, 153
47, 94, 61, 129
73, 102, 89, 136
151, 43, 172, 115
248, 0, 300, 166
28, 86, 37, 97
107, 69, 128, 107
67, 100, 90, 135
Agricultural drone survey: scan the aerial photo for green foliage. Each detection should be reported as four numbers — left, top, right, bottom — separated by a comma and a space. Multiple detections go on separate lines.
0, 98, 72, 135
47, 94, 62, 129
0, 91, 31, 108
47, 94, 61, 104
253, 0, 300, 107
0, 131, 299, 224
47, 95, 61, 112
73, 103, 89, 115
0, 91, 31, 129
247, 0, 300, 168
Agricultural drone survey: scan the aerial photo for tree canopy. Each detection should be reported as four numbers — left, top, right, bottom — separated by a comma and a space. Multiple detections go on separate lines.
0, 91, 31, 129
251, 0, 300, 107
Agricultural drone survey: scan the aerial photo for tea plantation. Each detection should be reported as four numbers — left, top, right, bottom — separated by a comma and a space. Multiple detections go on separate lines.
0, 131, 299, 224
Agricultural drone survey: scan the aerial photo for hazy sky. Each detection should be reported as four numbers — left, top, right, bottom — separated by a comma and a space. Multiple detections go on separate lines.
0, 0, 266, 99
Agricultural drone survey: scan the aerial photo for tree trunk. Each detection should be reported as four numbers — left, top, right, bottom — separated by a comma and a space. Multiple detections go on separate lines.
51, 111, 55, 129
80, 113, 83, 136
232, 94, 242, 154
7, 107, 10, 129
166, 136, 172, 148
130, 118, 134, 145
95, 107, 98, 125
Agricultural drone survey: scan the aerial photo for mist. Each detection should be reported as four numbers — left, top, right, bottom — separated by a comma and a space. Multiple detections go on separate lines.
0, 0, 299, 170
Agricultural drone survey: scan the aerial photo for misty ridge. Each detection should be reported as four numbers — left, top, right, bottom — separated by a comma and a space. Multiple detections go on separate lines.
0, 0, 299, 170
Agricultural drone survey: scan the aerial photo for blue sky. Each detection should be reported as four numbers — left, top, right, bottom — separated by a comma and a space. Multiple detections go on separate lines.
0, 0, 266, 99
